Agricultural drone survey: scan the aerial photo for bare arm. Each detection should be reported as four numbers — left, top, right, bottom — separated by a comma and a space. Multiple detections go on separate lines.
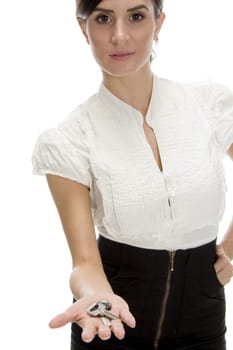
220, 143, 233, 260
46, 174, 112, 298
214, 143, 233, 286
45, 174, 135, 342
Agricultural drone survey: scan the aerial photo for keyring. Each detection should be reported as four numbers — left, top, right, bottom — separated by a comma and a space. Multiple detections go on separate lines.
100, 316, 111, 327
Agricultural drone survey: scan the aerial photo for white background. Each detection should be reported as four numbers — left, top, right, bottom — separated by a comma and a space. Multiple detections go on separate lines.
0, 0, 233, 348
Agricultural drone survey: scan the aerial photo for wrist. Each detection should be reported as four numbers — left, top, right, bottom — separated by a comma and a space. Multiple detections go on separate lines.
220, 239, 233, 261
69, 264, 113, 299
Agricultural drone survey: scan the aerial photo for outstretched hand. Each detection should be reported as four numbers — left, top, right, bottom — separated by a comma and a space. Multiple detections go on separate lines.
214, 244, 233, 286
48, 293, 136, 343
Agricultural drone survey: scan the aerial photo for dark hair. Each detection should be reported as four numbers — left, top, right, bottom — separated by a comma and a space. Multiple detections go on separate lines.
76, 0, 164, 20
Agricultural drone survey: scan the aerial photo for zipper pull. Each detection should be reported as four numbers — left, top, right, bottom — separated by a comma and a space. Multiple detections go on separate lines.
168, 251, 176, 271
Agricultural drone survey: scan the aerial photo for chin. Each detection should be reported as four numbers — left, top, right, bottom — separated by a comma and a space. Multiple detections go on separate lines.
103, 70, 136, 78
101, 62, 150, 79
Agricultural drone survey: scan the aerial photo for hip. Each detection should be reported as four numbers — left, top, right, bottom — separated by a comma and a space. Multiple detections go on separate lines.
71, 236, 226, 350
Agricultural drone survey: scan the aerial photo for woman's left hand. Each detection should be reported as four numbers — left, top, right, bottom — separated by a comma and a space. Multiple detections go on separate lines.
214, 244, 233, 286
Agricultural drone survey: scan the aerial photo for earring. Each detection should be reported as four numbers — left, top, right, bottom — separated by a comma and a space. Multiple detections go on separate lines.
155, 31, 159, 42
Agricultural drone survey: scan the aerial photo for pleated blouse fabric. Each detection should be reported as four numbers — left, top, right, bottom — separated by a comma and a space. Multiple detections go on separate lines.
31, 75, 233, 250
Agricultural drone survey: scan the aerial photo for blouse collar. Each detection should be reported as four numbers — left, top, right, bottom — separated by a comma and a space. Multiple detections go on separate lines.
97, 74, 160, 125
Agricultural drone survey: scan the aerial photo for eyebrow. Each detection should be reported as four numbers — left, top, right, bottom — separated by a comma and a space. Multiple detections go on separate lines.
127, 5, 149, 12
94, 5, 149, 14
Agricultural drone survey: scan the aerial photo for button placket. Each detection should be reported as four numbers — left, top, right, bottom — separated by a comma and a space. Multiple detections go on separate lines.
164, 174, 175, 226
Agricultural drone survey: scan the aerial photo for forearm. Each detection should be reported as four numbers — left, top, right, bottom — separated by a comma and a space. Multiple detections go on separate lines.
220, 216, 233, 261
70, 263, 113, 299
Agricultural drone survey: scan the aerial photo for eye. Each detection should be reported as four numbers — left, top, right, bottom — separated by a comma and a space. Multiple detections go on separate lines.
129, 13, 145, 22
96, 14, 112, 24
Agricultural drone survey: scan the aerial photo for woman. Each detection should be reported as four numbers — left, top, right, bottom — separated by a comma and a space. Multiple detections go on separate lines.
32, 0, 233, 349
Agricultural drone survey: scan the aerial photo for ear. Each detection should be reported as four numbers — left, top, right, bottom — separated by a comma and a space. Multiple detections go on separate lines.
154, 12, 166, 41
77, 17, 90, 44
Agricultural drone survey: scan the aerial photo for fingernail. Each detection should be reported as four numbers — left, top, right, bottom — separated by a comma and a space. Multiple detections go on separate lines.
82, 334, 93, 343
130, 321, 136, 328
83, 337, 92, 343
118, 333, 125, 339
101, 336, 111, 340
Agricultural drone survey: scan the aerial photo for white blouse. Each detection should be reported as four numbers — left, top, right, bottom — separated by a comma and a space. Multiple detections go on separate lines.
31, 75, 233, 250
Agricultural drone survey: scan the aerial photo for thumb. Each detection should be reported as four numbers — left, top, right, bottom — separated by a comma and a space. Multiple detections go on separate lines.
49, 313, 71, 328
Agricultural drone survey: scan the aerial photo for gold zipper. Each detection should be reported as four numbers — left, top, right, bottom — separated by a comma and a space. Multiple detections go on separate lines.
153, 250, 176, 348
169, 251, 176, 272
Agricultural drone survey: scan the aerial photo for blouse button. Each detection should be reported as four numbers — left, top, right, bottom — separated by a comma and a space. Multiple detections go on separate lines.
164, 174, 176, 197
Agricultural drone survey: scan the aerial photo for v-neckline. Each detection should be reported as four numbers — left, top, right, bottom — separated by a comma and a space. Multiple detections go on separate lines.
99, 74, 164, 176
136, 76, 164, 176
142, 122, 164, 175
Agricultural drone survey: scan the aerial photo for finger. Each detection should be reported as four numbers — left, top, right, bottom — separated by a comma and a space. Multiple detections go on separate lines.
214, 246, 229, 271
119, 309, 136, 328
81, 321, 98, 343
49, 305, 84, 328
110, 296, 136, 328
48, 300, 87, 329
97, 323, 112, 340
215, 245, 231, 262
49, 313, 72, 328
110, 318, 125, 340
216, 271, 229, 286
214, 257, 226, 273
215, 253, 230, 273
217, 263, 233, 285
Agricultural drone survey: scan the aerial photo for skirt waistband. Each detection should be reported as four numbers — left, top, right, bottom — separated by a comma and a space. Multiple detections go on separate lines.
98, 235, 218, 274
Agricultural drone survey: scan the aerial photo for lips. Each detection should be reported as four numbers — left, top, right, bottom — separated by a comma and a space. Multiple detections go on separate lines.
109, 52, 135, 61
110, 51, 135, 57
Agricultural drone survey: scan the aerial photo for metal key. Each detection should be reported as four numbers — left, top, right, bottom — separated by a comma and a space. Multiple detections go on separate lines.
99, 301, 112, 311
87, 302, 103, 317
87, 301, 118, 320
97, 303, 118, 320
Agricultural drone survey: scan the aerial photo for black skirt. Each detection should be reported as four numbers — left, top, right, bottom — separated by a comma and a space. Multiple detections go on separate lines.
71, 236, 227, 350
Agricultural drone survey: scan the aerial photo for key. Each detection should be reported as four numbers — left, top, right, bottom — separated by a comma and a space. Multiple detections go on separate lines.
97, 303, 118, 320
102, 309, 118, 320
99, 301, 112, 311
87, 301, 118, 320
87, 302, 103, 317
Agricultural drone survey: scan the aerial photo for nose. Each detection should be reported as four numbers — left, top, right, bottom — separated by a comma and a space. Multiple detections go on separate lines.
111, 20, 130, 45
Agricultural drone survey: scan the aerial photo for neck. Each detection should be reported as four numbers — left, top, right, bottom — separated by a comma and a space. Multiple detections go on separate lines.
102, 64, 154, 117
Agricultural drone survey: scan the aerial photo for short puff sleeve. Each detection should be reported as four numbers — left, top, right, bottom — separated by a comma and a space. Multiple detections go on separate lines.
31, 116, 92, 189
207, 83, 233, 159
194, 81, 233, 159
